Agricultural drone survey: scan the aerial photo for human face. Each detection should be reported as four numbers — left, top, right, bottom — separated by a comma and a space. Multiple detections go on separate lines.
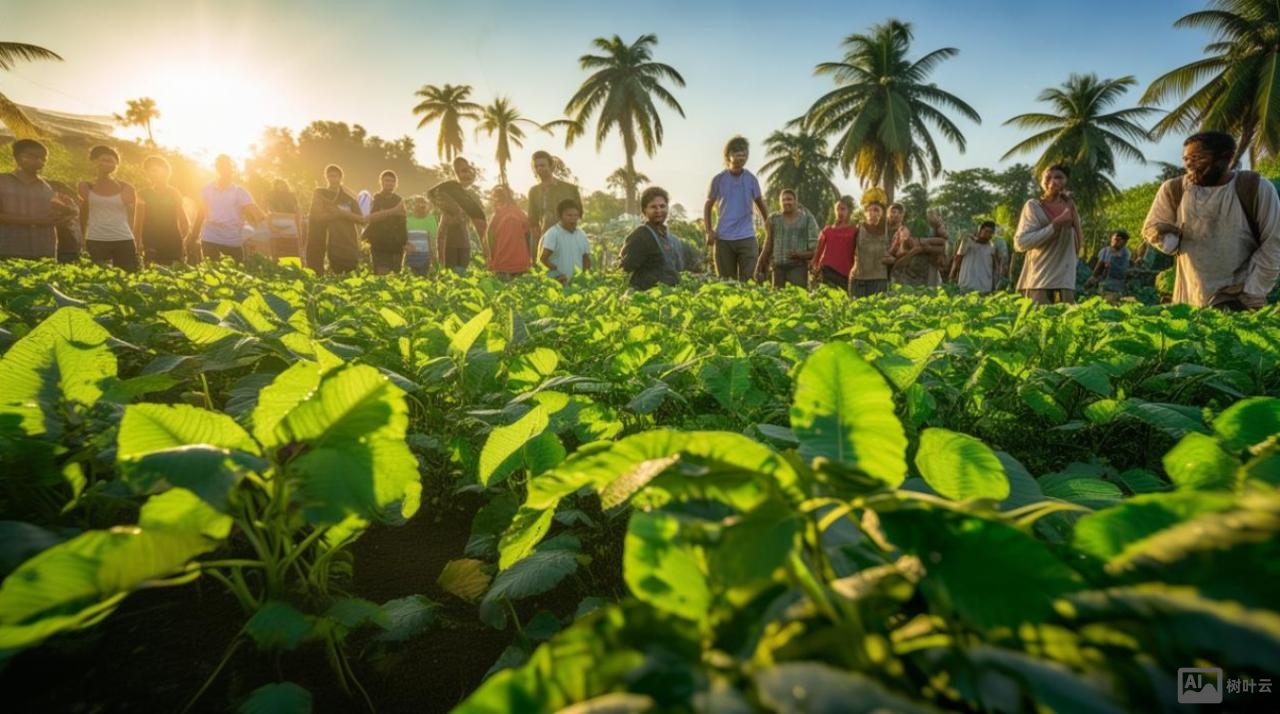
14, 149, 47, 175
888, 205, 904, 227
147, 163, 171, 186
95, 153, 118, 177
1182, 142, 1230, 186
727, 149, 748, 172
1110, 234, 1127, 250
412, 199, 428, 216
977, 226, 994, 242
454, 160, 476, 186
533, 157, 553, 182
326, 169, 343, 188
780, 192, 797, 213
381, 175, 397, 193
643, 195, 668, 225
1041, 168, 1068, 197
835, 201, 851, 223
865, 204, 884, 226
559, 207, 581, 232
215, 158, 234, 182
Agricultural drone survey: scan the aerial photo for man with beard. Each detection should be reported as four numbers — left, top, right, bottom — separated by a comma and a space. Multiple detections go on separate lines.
1143, 131, 1280, 309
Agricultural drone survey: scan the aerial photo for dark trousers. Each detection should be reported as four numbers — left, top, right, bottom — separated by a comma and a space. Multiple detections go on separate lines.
202, 242, 245, 262
371, 249, 404, 275
714, 238, 758, 281
817, 266, 848, 290
770, 261, 809, 289
86, 240, 139, 272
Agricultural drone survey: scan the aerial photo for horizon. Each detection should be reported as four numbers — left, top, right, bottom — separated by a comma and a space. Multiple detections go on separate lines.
6, 0, 1215, 207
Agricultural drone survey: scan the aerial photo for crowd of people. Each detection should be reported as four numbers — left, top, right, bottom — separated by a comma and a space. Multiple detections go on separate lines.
0, 130, 1277, 309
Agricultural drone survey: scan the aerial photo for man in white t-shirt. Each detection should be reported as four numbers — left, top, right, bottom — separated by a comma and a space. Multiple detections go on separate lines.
188, 154, 264, 261
538, 198, 591, 284
951, 221, 1001, 294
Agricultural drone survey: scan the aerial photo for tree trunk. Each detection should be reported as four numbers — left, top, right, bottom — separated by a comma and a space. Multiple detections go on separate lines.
624, 152, 638, 216
145, 120, 154, 146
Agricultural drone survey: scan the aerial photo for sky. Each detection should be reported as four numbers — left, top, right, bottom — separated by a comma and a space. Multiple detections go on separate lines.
4, 0, 1213, 210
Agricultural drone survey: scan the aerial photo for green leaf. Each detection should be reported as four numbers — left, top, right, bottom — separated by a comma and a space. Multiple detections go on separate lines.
914, 428, 1009, 501
1020, 388, 1067, 423
119, 403, 259, 456
756, 662, 936, 714
1072, 491, 1236, 561
1057, 365, 1112, 396
698, 356, 765, 413
438, 559, 492, 602
0, 526, 214, 650
238, 682, 312, 714
251, 360, 326, 448
376, 595, 437, 642
480, 547, 578, 629
507, 347, 560, 390
873, 329, 944, 391
478, 405, 550, 487
244, 601, 313, 651
790, 342, 906, 487
711, 499, 800, 587
160, 308, 242, 345
1039, 477, 1123, 508
627, 382, 671, 415
995, 452, 1046, 510
1121, 400, 1207, 439
1163, 432, 1238, 491
624, 511, 709, 623
1213, 397, 1280, 452
0, 307, 115, 437
324, 597, 388, 630
138, 488, 234, 540
0, 521, 63, 576
497, 508, 556, 571
449, 307, 493, 361
965, 646, 1127, 714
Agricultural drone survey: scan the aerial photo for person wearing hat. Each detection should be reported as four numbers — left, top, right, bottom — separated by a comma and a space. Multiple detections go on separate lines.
849, 187, 895, 298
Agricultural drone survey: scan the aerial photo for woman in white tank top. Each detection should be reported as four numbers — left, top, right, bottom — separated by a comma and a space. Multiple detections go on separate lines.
79, 145, 140, 272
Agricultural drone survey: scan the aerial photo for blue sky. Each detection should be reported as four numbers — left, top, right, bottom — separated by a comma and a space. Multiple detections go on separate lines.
6, 0, 1212, 209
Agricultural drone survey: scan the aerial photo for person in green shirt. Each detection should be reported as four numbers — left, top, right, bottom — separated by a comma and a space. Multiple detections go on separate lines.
405, 195, 437, 276
527, 150, 582, 238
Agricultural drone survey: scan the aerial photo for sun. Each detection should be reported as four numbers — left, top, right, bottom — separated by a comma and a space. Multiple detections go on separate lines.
146, 61, 275, 168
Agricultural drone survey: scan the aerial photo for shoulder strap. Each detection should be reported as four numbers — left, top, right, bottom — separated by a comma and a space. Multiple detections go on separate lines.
1235, 171, 1261, 246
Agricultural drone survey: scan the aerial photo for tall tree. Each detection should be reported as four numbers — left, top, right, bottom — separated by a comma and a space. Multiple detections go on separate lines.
411, 83, 482, 163
801, 20, 979, 203
562, 33, 685, 214
0, 42, 63, 138
605, 166, 650, 199
114, 97, 160, 145
1142, 0, 1280, 165
1002, 73, 1156, 245
475, 97, 547, 186
758, 130, 840, 220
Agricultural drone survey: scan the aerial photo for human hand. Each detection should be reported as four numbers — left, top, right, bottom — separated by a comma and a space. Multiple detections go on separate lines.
704, 229, 716, 247
881, 256, 896, 266
926, 209, 943, 229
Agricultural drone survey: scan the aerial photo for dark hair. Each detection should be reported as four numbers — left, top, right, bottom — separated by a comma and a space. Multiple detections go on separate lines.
11, 139, 47, 158
531, 150, 553, 165
556, 198, 582, 217
143, 155, 170, 171
1045, 163, 1071, 178
1111, 229, 1130, 241
979, 220, 997, 231
89, 145, 119, 161
492, 184, 514, 203
889, 202, 905, 212
724, 136, 749, 160
324, 164, 343, 176
779, 188, 797, 199
1184, 131, 1236, 160
640, 186, 669, 209
836, 195, 855, 211
379, 170, 398, 180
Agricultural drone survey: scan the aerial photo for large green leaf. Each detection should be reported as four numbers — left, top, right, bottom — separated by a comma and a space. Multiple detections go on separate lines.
160, 309, 242, 345
1072, 491, 1235, 561
790, 342, 906, 487
873, 329, 944, 392
755, 662, 937, 713
1213, 397, 1280, 453
963, 646, 1127, 714
624, 511, 710, 624
480, 546, 578, 629
138, 488, 234, 540
450, 307, 493, 361
478, 405, 550, 487
1163, 432, 1238, 491
0, 307, 115, 437
914, 428, 1009, 501
251, 360, 326, 448
710, 499, 800, 587
0, 526, 214, 650
698, 356, 765, 414
238, 682, 312, 714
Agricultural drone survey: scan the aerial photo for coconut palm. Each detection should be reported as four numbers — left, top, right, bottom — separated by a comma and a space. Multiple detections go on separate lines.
475, 97, 548, 185
605, 167, 650, 199
563, 34, 685, 214
800, 20, 979, 203
1142, 0, 1280, 165
114, 97, 160, 145
0, 42, 63, 138
759, 130, 840, 220
1002, 73, 1157, 232
411, 83, 482, 163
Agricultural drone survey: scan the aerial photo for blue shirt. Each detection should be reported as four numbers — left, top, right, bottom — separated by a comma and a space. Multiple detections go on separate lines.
1097, 246, 1130, 291
708, 169, 762, 240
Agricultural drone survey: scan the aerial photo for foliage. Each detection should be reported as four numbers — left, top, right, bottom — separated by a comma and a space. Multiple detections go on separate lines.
113, 97, 160, 145
0, 42, 64, 138
760, 130, 841, 221
411, 83, 483, 163
476, 97, 549, 186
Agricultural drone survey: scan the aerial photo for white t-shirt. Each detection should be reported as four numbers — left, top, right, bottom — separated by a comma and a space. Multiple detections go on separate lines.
957, 239, 998, 293
200, 182, 254, 246
539, 224, 591, 281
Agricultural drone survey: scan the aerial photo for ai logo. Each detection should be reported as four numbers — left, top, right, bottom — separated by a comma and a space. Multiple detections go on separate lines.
1178, 668, 1223, 704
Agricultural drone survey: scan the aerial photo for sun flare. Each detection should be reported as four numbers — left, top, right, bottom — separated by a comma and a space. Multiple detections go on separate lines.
146, 61, 274, 168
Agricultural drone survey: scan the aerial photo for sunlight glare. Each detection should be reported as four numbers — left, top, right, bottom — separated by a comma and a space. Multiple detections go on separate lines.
148, 61, 274, 168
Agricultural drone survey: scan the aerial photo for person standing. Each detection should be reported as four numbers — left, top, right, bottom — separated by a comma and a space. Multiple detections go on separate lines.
189, 154, 264, 262
307, 164, 364, 274
755, 189, 818, 288
265, 179, 303, 260
0, 139, 77, 261
362, 170, 408, 275
849, 188, 895, 298
487, 185, 533, 279
811, 196, 857, 290
1083, 230, 1132, 303
620, 186, 682, 290
527, 151, 582, 239
538, 199, 591, 285
404, 195, 437, 276
950, 221, 1001, 294
888, 203, 949, 287
1142, 131, 1280, 309
78, 145, 139, 272
46, 179, 82, 263
1014, 164, 1082, 305
134, 155, 189, 266
704, 136, 769, 281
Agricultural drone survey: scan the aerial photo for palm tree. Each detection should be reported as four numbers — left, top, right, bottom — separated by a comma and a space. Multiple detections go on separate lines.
605, 166, 650, 199
1002, 73, 1157, 237
411, 83, 482, 163
801, 20, 979, 203
114, 97, 160, 145
475, 97, 548, 185
0, 42, 63, 138
759, 130, 840, 220
563, 34, 685, 214
1142, 0, 1280, 165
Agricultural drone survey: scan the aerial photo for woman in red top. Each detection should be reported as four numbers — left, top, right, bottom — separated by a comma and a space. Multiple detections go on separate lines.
810, 195, 857, 290
486, 185, 533, 279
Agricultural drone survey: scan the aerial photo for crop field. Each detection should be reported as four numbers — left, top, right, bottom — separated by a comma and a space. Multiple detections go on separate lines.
1, 259, 1278, 713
